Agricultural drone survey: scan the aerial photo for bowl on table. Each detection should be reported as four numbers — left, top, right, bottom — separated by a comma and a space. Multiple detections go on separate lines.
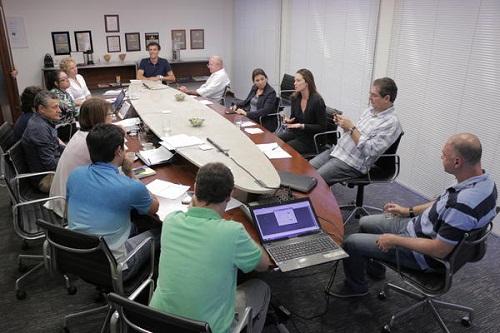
175, 93, 186, 102
188, 117, 205, 127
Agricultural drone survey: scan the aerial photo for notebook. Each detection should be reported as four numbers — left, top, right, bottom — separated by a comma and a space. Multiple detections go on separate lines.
278, 171, 317, 193
250, 197, 348, 272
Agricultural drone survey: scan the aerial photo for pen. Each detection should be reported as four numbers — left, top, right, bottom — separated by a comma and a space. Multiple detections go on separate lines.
271, 145, 280, 151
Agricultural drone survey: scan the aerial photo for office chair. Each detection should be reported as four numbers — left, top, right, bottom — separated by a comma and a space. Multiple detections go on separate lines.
221, 85, 235, 107
3, 141, 64, 300
258, 97, 281, 132
278, 74, 295, 105
340, 132, 403, 224
108, 290, 253, 333
301, 107, 341, 160
0, 121, 17, 184
377, 221, 495, 333
37, 219, 155, 333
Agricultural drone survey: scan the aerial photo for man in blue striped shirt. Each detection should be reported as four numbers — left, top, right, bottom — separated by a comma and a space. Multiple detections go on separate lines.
310, 77, 403, 184
330, 133, 497, 297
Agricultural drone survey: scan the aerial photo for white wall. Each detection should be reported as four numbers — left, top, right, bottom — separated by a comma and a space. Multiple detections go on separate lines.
4, 0, 234, 91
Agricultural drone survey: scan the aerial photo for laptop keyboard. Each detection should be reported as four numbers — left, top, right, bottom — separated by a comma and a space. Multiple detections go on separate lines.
269, 237, 339, 262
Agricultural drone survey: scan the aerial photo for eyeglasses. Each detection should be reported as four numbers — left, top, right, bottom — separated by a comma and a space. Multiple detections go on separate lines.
59, 77, 69, 82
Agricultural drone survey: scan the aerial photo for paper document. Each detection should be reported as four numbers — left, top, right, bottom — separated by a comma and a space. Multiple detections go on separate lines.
115, 117, 141, 128
156, 196, 189, 221
240, 121, 256, 128
161, 134, 204, 149
137, 146, 174, 166
198, 100, 213, 105
103, 89, 123, 96
225, 197, 243, 212
257, 143, 292, 159
105, 98, 116, 103
244, 128, 264, 134
146, 179, 190, 199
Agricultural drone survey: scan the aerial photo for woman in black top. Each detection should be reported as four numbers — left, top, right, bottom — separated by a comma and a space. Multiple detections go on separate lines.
234, 68, 277, 130
278, 68, 326, 155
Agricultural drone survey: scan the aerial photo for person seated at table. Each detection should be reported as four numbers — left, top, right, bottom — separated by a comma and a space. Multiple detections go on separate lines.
137, 42, 176, 83
329, 133, 497, 298
310, 77, 402, 185
59, 57, 91, 106
233, 68, 277, 127
47, 70, 78, 142
277, 68, 326, 155
46, 98, 113, 218
21, 90, 65, 193
13, 86, 43, 140
66, 123, 161, 280
178, 55, 230, 100
150, 162, 271, 333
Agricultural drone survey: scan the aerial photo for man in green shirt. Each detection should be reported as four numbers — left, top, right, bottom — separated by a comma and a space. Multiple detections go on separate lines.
150, 162, 271, 333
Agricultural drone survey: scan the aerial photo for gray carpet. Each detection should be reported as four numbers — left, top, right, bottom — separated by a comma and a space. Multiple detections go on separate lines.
0, 182, 499, 333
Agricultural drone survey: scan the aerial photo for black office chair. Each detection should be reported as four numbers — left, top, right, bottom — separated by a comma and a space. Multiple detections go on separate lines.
301, 107, 341, 160
3, 141, 64, 300
37, 219, 155, 333
377, 220, 495, 333
108, 291, 253, 333
220, 85, 235, 107
340, 132, 404, 224
258, 97, 281, 132
0, 121, 17, 184
278, 74, 295, 105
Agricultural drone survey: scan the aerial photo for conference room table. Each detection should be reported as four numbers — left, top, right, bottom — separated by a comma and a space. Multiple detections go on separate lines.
126, 86, 344, 244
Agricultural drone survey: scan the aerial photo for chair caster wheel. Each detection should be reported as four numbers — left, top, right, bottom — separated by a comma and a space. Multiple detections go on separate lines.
18, 263, 28, 273
16, 289, 26, 300
461, 316, 472, 327
378, 291, 387, 300
381, 324, 391, 332
67, 286, 77, 295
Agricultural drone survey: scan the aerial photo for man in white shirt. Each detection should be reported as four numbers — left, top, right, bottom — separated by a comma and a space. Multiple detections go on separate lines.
179, 55, 230, 100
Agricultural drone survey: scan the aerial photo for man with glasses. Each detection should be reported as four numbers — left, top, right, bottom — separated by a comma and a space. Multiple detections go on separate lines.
310, 77, 403, 185
178, 55, 230, 100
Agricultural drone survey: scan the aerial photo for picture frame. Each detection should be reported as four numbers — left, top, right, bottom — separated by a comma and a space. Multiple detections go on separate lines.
74, 30, 93, 52
171, 29, 186, 50
144, 32, 160, 48
106, 35, 121, 53
125, 32, 141, 52
190, 29, 204, 50
51, 31, 71, 55
104, 15, 120, 33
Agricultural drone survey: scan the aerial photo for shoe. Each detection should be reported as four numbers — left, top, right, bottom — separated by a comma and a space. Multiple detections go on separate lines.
328, 282, 368, 298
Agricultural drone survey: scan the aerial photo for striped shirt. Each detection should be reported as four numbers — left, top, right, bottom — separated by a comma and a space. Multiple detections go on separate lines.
330, 106, 402, 173
407, 172, 497, 270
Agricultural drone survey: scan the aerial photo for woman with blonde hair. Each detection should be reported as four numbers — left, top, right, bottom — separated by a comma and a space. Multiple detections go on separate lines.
59, 57, 91, 106
45, 97, 113, 217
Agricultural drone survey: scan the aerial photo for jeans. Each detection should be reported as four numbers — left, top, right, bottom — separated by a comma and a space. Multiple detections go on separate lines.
309, 149, 364, 185
342, 214, 422, 292
231, 279, 271, 333
122, 228, 161, 281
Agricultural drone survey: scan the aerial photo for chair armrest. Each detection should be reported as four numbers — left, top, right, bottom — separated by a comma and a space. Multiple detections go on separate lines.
279, 89, 295, 95
128, 278, 155, 302
117, 236, 155, 290
13, 195, 65, 209
231, 306, 252, 333
259, 112, 281, 126
313, 130, 339, 154
15, 170, 56, 180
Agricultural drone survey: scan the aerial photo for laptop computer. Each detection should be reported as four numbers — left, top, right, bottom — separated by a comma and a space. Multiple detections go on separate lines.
250, 197, 348, 272
112, 89, 126, 112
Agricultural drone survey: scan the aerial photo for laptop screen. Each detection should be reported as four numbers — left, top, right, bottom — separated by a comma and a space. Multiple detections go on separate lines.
251, 198, 321, 242
113, 90, 126, 111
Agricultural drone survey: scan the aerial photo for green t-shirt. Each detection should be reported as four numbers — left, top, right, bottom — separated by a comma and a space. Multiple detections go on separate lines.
149, 207, 262, 333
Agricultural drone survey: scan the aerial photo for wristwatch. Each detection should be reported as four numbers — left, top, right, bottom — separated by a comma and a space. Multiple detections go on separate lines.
349, 126, 357, 135
159, 75, 164, 80
408, 207, 415, 218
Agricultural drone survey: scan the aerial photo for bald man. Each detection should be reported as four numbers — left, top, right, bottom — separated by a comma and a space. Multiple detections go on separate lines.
330, 133, 497, 298
178, 55, 230, 100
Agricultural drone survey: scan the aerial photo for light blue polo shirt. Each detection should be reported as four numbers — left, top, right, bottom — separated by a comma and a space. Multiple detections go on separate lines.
66, 163, 152, 259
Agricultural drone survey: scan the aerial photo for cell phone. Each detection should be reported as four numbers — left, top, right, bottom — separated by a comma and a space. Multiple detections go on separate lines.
225, 104, 237, 114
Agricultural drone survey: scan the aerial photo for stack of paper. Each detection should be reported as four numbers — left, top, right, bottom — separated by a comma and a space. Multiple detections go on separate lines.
115, 117, 141, 128
198, 100, 213, 105
240, 121, 256, 128
103, 89, 123, 96
244, 128, 264, 134
156, 197, 189, 221
257, 143, 292, 159
146, 179, 190, 199
137, 146, 174, 166
161, 134, 204, 150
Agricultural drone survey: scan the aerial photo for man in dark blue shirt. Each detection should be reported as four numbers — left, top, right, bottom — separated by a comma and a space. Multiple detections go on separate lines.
136, 42, 176, 82
22, 90, 65, 193
13, 86, 43, 140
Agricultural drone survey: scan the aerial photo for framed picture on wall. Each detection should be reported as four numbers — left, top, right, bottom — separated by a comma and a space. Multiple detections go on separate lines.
171, 29, 186, 50
125, 32, 141, 51
106, 35, 121, 53
51, 31, 71, 55
145, 32, 160, 48
104, 15, 120, 33
74, 30, 93, 52
190, 29, 204, 49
